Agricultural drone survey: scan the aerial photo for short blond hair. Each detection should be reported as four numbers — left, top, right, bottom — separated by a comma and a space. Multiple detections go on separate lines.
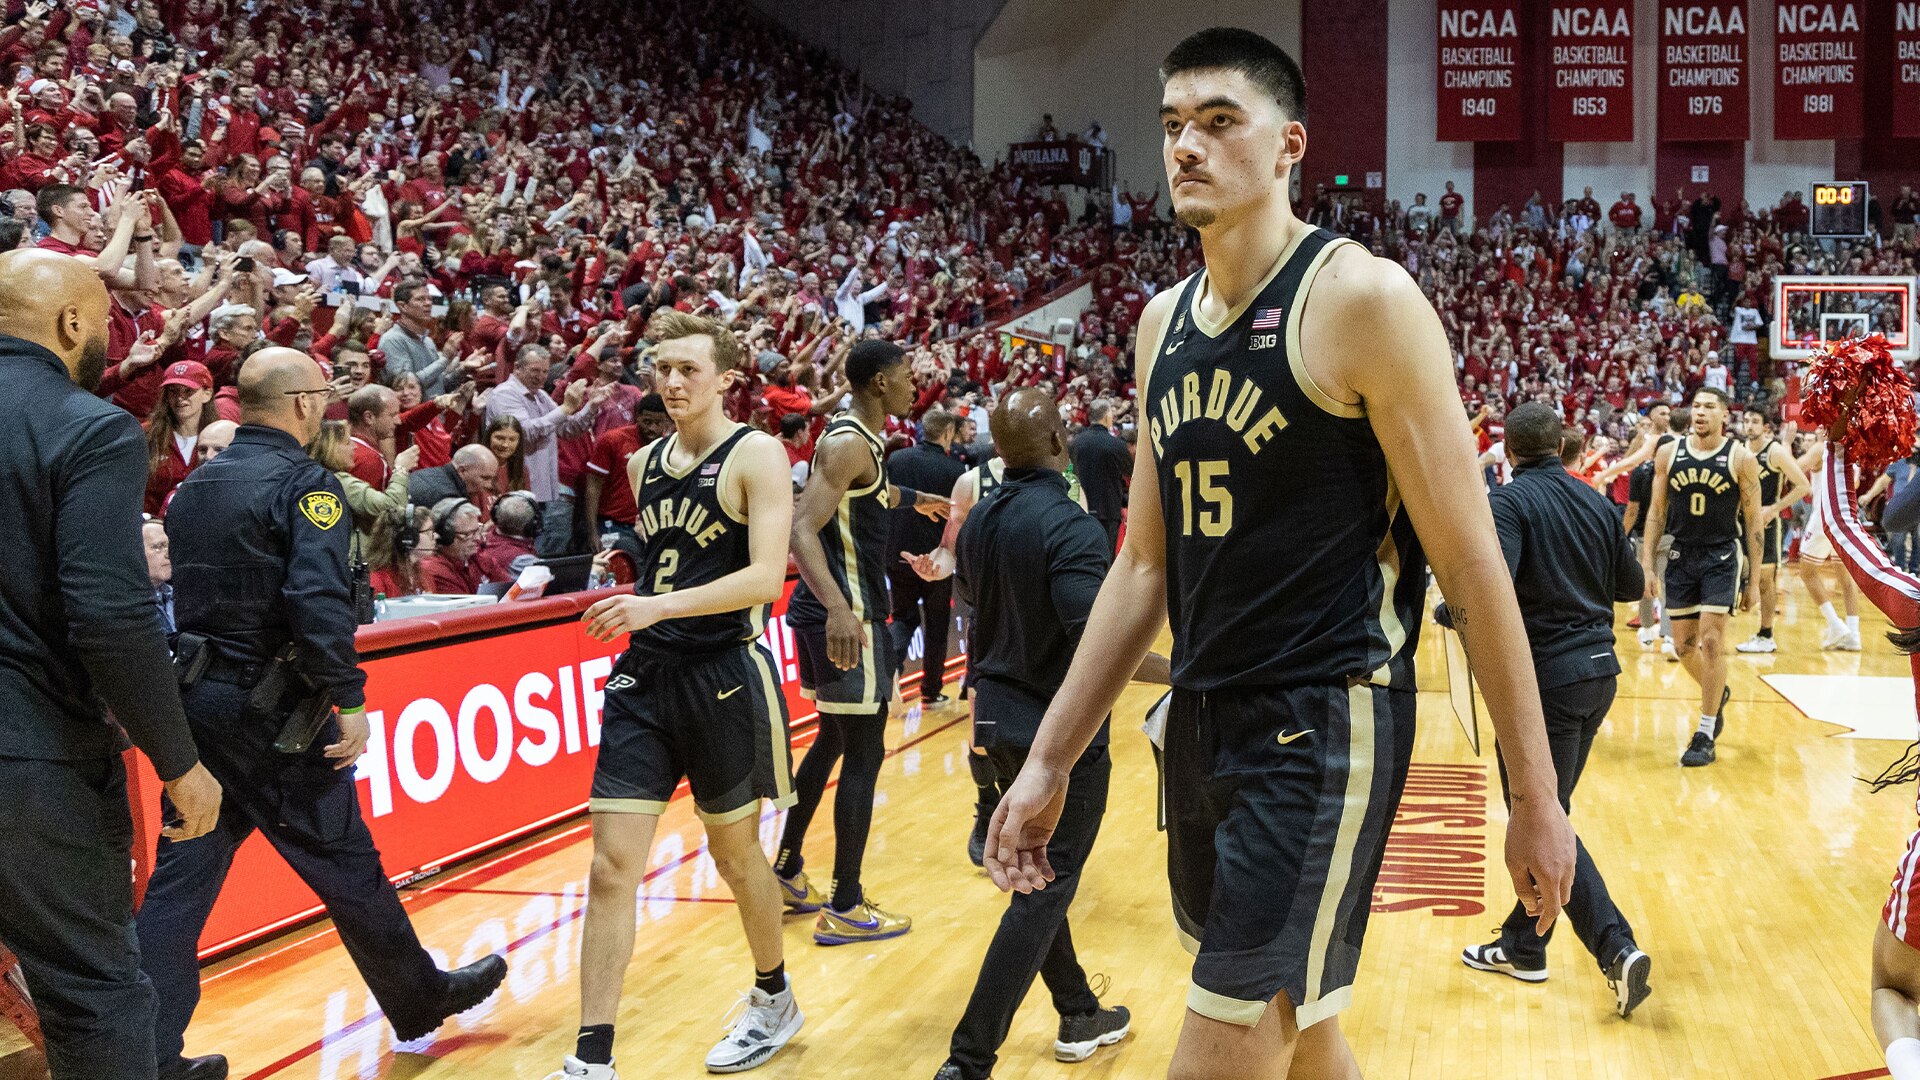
647, 309, 744, 373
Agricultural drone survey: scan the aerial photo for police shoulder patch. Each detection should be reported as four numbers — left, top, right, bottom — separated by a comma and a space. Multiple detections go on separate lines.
300, 491, 344, 530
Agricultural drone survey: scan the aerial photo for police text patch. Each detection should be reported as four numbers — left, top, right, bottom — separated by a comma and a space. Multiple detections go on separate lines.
300, 491, 344, 530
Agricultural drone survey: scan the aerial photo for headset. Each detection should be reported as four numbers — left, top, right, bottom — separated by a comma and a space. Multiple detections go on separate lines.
493, 490, 542, 540
388, 505, 422, 556
432, 498, 477, 547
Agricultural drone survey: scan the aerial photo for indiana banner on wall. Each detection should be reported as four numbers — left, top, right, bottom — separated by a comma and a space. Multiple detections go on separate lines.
1899, 3, 1920, 137
1658, 2, 1751, 141
1773, 1, 1865, 139
1548, 2, 1636, 141
1436, 0, 1523, 141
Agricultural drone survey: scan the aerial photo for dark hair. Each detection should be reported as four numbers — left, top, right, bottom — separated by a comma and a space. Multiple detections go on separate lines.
392, 281, 427, 307
0, 219, 26, 252
1692, 386, 1730, 409
482, 415, 529, 491
847, 339, 906, 388
637, 392, 667, 417
1504, 402, 1562, 461
1160, 27, 1307, 125
36, 184, 86, 225
778, 412, 809, 438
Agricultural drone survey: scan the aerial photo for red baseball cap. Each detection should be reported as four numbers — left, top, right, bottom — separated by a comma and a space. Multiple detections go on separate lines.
160, 361, 213, 391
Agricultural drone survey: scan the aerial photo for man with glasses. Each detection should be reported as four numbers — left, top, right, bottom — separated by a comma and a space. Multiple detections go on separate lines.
420, 497, 487, 593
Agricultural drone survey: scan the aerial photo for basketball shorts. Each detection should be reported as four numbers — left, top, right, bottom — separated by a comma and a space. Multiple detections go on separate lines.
1664, 541, 1742, 619
1760, 519, 1784, 567
1886, 819, 1920, 950
590, 643, 796, 825
1162, 681, 1416, 1030
792, 619, 895, 715
1802, 520, 1839, 563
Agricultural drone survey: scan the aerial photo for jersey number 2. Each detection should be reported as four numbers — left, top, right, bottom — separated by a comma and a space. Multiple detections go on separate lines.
1174, 460, 1233, 537
654, 548, 680, 593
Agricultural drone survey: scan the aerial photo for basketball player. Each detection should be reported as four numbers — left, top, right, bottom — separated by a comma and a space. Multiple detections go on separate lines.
774, 339, 948, 943
988, 28, 1576, 1079
1639, 387, 1763, 768
1591, 400, 1673, 492
1733, 411, 1809, 654
555, 312, 801, 1079
1798, 433, 1865, 651
1621, 407, 1687, 655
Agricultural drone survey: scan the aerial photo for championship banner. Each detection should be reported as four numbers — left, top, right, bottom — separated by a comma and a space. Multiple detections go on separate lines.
1772, 1, 1865, 139
1436, 0, 1524, 141
1900, 4, 1920, 137
1549, 2, 1636, 141
1658, 2, 1751, 141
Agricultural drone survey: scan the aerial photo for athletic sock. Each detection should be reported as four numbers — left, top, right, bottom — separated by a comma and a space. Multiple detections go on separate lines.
1757, 626, 1773, 639
773, 848, 803, 880
1821, 601, 1845, 634
755, 964, 786, 996
830, 879, 862, 912
1889, 1037, 1920, 1080
576, 1024, 615, 1065
1697, 714, 1716, 739
1849, 615, 1862, 635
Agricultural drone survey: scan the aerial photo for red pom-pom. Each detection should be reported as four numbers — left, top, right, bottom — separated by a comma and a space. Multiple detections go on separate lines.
1800, 334, 1918, 473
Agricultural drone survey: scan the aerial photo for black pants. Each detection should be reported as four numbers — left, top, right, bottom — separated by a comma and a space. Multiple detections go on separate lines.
888, 562, 953, 698
1094, 517, 1121, 555
0, 754, 156, 1080
1494, 675, 1636, 969
948, 744, 1108, 1079
135, 679, 446, 1069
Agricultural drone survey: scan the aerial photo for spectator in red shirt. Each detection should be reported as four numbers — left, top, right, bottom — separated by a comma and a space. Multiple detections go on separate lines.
345, 384, 398, 489
143, 359, 216, 516
471, 491, 541, 586
418, 497, 486, 593
582, 392, 669, 559
1438, 180, 1465, 233
368, 505, 434, 600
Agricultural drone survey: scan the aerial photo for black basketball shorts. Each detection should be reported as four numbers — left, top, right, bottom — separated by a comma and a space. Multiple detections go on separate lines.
1760, 518, 1784, 567
1162, 681, 1416, 1029
590, 642, 795, 825
1664, 540, 1742, 619
792, 619, 896, 715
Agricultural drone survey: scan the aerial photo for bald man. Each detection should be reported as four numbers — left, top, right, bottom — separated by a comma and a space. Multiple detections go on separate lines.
136, 349, 506, 1079
0, 248, 221, 1080
192, 419, 237, 465
914, 388, 1165, 1080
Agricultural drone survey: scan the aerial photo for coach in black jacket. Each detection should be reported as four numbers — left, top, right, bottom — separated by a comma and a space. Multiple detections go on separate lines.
887, 410, 967, 703
1441, 402, 1653, 1020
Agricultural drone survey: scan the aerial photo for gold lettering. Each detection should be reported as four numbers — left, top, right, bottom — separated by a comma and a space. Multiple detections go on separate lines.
1224, 380, 1262, 432
685, 505, 710, 538
1182, 371, 1202, 426
1204, 369, 1232, 420
1157, 389, 1179, 437
1242, 406, 1289, 454
1149, 415, 1165, 458
695, 521, 728, 547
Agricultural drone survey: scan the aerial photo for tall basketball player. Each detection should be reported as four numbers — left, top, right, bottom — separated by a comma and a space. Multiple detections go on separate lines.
555, 312, 802, 1078
1798, 433, 1865, 650
1640, 387, 1763, 767
774, 339, 947, 943
987, 28, 1576, 1080
1734, 411, 1809, 654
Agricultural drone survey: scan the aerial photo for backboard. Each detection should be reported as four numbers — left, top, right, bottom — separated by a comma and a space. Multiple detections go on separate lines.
1773, 275, 1917, 362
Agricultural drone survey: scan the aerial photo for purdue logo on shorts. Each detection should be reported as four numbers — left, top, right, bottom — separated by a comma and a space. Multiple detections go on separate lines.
299, 491, 344, 530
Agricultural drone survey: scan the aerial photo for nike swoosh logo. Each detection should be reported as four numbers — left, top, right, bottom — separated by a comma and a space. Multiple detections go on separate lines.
835, 913, 880, 930
1165, 340, 1180, 355
1277, 729, 1313, 745
718, 686, 743, 700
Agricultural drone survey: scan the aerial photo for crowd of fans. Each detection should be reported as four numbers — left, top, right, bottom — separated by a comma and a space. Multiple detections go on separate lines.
6, 0, 1918, 601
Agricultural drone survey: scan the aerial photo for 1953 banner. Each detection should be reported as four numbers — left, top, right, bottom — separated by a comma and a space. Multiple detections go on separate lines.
1436, 0, 1524, 141
1900, 2, 1920, 137
1549, 3, 1636, 141
1773, 2, 1864, 139
1658, 2, 1750, 141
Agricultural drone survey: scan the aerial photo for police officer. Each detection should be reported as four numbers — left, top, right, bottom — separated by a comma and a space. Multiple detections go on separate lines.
0, 249, 223, 1080
133, 348, 506, 1080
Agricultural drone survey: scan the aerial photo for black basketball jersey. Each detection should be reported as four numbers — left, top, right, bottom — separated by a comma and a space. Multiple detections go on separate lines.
973, 457, 1005, 502
629, 424, 762, 654
1665, 435, 1741, 547
1754, 438, 1782, 505
1148, 227, 1426, 692
787, 414, 892, 626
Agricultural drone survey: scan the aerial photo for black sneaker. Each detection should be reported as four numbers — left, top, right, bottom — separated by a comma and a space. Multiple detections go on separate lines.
932, 1062, 973, 1080
1055, 1004, 1130, 1062
1461, 942, 1547, 983
157, 1055, 228, 1080
969, 807, 991, 868
1680, 731, 1716, 767
392, 954, 508, 1042
1605, 946, 1652, 1019
923, 693, 951, 707
1715, 685, 1729, 738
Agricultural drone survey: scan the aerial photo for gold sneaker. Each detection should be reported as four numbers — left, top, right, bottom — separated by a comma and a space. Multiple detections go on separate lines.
777, 870, 825, 914
813, 896, 912, 945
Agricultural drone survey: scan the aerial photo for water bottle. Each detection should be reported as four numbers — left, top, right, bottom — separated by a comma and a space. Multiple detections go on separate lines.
373, 591, 388, 621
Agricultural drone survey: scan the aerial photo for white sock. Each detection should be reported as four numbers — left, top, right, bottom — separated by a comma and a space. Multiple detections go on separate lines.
1697, 714, 1716, 738
1849, 615, 1862, 635
1888, 1037, 1920, 1080
1821, 601, 1845, 632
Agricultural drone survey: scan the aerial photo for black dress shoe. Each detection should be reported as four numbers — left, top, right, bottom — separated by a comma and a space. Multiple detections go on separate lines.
922, 693, 951, 707
391, 954, 509, 1042
158, 1054, 228, 1080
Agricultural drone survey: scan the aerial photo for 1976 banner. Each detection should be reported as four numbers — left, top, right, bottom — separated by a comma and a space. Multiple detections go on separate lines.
1658, 2, 1750, 141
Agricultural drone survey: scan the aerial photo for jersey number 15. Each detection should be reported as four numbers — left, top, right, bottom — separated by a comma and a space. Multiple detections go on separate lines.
1173, 460, 1234, 537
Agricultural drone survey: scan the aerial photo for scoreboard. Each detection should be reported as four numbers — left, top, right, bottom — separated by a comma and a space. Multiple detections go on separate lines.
1811, 182, 1870, 239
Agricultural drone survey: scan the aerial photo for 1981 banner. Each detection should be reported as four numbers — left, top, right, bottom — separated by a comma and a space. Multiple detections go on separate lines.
1773, 2, 1864, 139
1658, 2, 1750, 141
1437, 0, 1523, 141
1900, 2, 1920, 137
1549, 3, 1636, 141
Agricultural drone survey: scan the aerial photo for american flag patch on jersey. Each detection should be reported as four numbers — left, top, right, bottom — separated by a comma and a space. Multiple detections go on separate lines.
1250, 307, 1284, 330
702, 462, 722, 475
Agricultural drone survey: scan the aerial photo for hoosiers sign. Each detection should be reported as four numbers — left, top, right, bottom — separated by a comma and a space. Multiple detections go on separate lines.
1436, 0, 1523, 141
1773, 2, 1864, 139
1901, 3, 1920, 137
1549, 4, 1636, 141
1658, 2, 1750, 140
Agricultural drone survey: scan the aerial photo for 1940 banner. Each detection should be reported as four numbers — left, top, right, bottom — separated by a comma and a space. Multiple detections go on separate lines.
1899, 2, 1920, 137
1658, 2, 1750, 141
1437, 0, 1524, 141
1773, 2, 1864, 139
1549, 2, 1636, 141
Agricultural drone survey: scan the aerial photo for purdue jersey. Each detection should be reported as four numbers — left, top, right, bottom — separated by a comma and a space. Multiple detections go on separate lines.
972, 457, 1006, 503
1754, 438, 1782, 506
1148, 228, 1426, 692
787, 414, 892, 626
1665, 436, 1741, 547
629, 424, 763, 654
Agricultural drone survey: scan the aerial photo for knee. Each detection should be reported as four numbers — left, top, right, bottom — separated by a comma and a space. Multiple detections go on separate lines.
708, 844, 771, 888
1698, 634, 1724, 660
1673, 637, 1699, 659
589, 844, 648, 889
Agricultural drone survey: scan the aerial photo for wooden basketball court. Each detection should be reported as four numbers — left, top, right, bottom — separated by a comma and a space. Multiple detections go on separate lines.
1, 582, 1911, 1079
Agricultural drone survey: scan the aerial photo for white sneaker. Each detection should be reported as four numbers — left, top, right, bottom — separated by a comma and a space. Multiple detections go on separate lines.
1661, 638, 1677, 661
1637, 627, 1658, 648
1734, 635, 1777, 654
1839, 630, 1862, 652
705, 980, 803, 1073
545, 1057, 618, 1080
1822, 622, 1847, 649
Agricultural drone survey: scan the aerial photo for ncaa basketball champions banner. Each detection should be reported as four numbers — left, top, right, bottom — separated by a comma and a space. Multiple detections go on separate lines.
1436, 0, 1524, 141
1773, 1, 1865, 139
1899, 2, 1920, 137
1548, 3, 1636, 141
1658, 2, 1751, 141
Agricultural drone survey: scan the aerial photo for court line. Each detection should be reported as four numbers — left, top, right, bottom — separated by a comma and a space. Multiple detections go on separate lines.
1814, 1069, 1888, 1080
234, 710, 971, 1079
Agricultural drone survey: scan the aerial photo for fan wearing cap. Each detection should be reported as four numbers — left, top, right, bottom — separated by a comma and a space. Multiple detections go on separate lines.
263, 267, 318, 346
143, 360, 217, 517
